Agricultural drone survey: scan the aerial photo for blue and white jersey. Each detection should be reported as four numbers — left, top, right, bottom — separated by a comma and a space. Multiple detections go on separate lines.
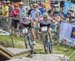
30, 9, 41, 20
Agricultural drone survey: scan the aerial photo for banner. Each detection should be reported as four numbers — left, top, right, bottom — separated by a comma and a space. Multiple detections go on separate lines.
59, 22, 75, 47
71, 27, 75, 38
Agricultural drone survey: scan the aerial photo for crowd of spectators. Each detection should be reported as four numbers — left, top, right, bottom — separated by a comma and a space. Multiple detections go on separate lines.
0, 1, 75, 36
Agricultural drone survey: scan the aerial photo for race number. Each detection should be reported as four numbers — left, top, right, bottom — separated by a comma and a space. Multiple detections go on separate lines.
42, 27, 47, 31
22, 28, 28, 34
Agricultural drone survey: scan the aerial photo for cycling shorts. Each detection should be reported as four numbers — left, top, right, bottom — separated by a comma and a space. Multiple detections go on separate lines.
40, 23, 50, 28
23, 23, 31, 28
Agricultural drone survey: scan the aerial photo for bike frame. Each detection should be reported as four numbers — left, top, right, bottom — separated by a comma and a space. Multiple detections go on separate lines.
41, 30, 52, 53
22, 27, 34, 53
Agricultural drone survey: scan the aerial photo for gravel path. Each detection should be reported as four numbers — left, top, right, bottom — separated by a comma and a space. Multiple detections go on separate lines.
7, 48, 30, 55
7, 54, 68, 61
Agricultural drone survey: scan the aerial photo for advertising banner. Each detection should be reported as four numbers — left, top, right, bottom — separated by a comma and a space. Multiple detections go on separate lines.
59, 22, 75, 47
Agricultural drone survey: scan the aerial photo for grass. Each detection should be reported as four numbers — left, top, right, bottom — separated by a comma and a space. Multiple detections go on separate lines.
0, 35, 24, 48
54, 44, 75, 61
0, 35, 75, 61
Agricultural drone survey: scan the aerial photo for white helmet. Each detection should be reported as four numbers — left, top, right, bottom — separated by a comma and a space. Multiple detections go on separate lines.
43, 13, 49, 18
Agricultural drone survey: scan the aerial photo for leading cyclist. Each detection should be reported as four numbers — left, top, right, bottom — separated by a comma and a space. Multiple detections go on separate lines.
40, 13, 53, 43
40, 13, 53, 53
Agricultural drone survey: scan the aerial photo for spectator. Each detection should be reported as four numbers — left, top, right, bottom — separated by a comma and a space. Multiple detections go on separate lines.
11, 4, 20, 35
2, 1, 9, 17
30, 3, 41, 20
69, 7, 75, 17
39, 2, 46, 15
28, 3, 33, 16
18, 2, 27, 31
53, 4, 60, 12
51, 12, 60, 31
1, 1, 9, 29
65, 13, 71, 22
53, 11, 61, 23
0, 1, 2, 15
6, 1, 13, 17
6, 1, 13, 31
66, 12, 75, 23
19, 2, 27, 18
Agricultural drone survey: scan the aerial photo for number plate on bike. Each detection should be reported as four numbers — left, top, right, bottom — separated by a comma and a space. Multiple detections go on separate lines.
42, 27, 47, 31
23, 28, 28, 34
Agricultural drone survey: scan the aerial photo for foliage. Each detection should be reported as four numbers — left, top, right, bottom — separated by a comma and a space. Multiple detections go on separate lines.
72, 0, 75, 3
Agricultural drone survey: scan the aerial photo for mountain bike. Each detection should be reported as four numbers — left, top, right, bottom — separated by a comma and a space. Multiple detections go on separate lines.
22, 27, 34, 53
41, 26, 52, 53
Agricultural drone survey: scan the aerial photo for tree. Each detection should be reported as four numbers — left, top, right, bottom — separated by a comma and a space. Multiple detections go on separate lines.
71, 0, 75, 3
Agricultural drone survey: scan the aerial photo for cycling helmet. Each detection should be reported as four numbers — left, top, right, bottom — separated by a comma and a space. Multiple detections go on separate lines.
43, 13, 49, 18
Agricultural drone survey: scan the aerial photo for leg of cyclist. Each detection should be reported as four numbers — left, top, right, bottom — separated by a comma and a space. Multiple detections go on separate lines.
48, 28, 53, 42
31, 21, 37, 45
34, 21, 40, 40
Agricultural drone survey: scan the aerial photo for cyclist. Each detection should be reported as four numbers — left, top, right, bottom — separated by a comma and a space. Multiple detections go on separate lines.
40, 13, 53, 42
20, 2, 35, 44
30, 3, 42, 44
39, 13, 53, 53
30, 3, 41, 20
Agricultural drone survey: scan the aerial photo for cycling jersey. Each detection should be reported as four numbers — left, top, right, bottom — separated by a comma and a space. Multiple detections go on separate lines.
23, 23, 31, 28
30, 9, 41, 20
40, 20, 51, 28
20, 17, 31, 28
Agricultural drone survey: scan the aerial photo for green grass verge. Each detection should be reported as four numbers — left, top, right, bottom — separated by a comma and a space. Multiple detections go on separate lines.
0, 35, 24, 48
54, 44, 75, 61
0, 35, 75, 61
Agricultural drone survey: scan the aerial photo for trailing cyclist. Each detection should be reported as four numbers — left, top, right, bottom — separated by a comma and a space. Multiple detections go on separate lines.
29, 3, 42, 44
